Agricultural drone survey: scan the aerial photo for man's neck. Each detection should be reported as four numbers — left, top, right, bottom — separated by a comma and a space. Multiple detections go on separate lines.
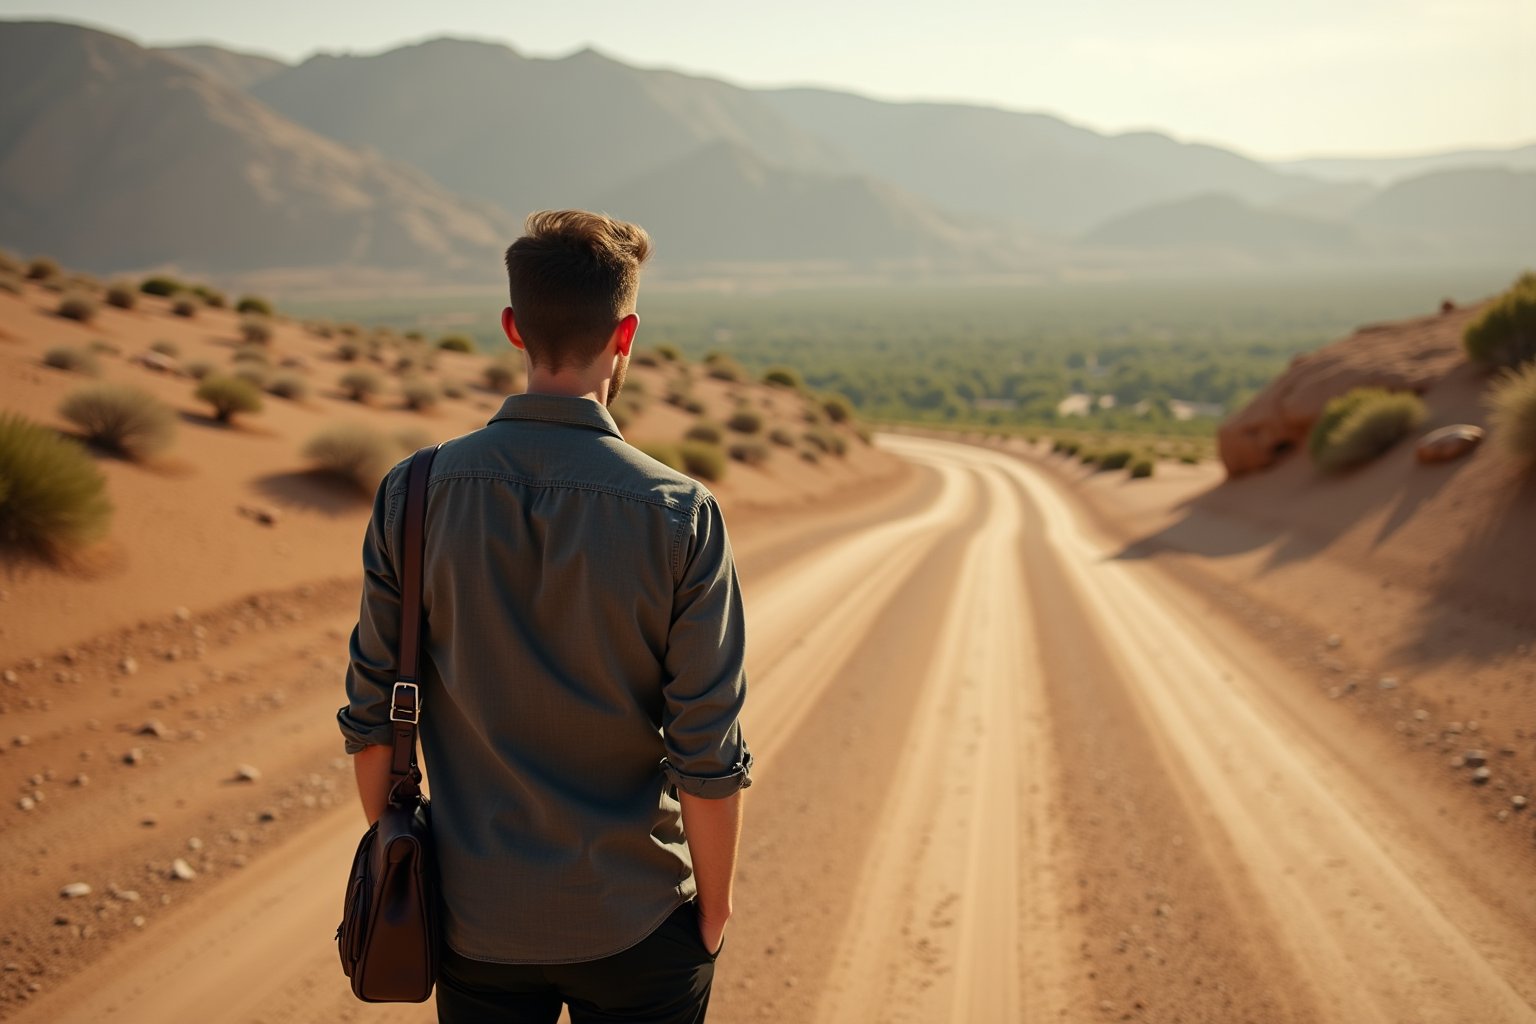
524, 371, 606, 405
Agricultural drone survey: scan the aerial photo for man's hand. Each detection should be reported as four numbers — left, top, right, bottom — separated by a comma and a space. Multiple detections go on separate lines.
353, 743, 395, 825
679, 789, 743, 957
698, 906, 729, 955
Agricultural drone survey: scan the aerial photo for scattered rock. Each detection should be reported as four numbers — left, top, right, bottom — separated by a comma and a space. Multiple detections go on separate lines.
113, 890, 140, 902
173, 606, 191, 622
136, 720, 166, 738
1513, 796, 1529, 811
59, 883, 91, 899
1415, 424, 1484, 463
1325, 634, 1342, 649
233, 764, 261, 783
140, 815, 158, 828
169, 859, 196, 881
187, 837, 203, 851
119, 657, 138, 677
17, 796, 34, 812
1472, 767, 1492, 785
11, 735, 29, 747
72, 773, 88, 787
122, 748, 143, 766
132, 915, 145, 928
1449, 755, 1466, 769
257, 809, 278, 823
1, 670, 15, 684
1464, 750, 1489, 768
1378, 677, 1399, 691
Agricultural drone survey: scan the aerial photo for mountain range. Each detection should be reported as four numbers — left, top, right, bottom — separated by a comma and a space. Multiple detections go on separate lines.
0, 19, 1530, 285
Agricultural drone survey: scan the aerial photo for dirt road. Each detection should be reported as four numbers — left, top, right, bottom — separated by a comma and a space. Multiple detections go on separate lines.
5, 435, 1533, 1022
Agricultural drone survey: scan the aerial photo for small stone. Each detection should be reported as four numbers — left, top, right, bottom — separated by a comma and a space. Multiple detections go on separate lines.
1472, 767, 1492, 785
1413, 709, 1428, 721
1445, 722, 1464, 735
234, 764, 261, 783
257, 809, 278, 822
132, 915, 145, 928
136, 720, 166, 738
140, 815, 158, 827
1325, 634, 1342, 649
119, 657, 138, 677
1378, 677, 1399, 690
1464, 750, 1488, 768
169, 858, 196, 881
173, 606, 191, 622
123, 747, 143, 766
59, 883, 91, 899
187, 837, 203, 851
11, 735, 29, 747
72, 773, 88, 787
17, 796, 34, 812
114, 890, 140, 902
1513, 795, 1528, 810
1449, 755, 1466, 769
2, 671, 15, 684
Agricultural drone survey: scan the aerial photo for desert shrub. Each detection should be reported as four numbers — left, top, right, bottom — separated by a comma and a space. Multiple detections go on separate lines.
763, 367, 803, 389
394, 349, 435, 376
240, 317, 273, 345
195, 375, 263, 423
632, 348, 663, 367
339, 368, 384, 403
233, 365, 269, 389
105, 282, 137, 310
182, 360, 214, 380
260, 372, 305, 401
705, 355, 746, 382
1179, 453, 1201, 465
57, 292, 99, 322
799, 447, 820, 464
401, 378, 439, 411
335, 339, 362, 362
685, 420, 724, 444
172, 297, 198, 318
0, 413, 112, 553
59, 383, 176, 461
855, 425, 874, 445
1130, 458, 1155, 478
306, 319, 335, 339
235, 295, 273, 316
303, 424, 395, 494
1309, 388, 1425, 472
768, 426, 795, 447
726, 407, 764, 434
26, 257, 59, 281
231, 345, 270, 366
655, 343, 681, 362
802, 406, 825, 425
140, 276, 182, 297
1062, 441, 1081, 456
804, 429, 848, 457
484, 358, 520, 393
634, 441, 684, 471
728, 439, 770, 466
821, 394, 854, 423
43, 346, 100, 375
1079, 449, 1101, 465
150, 339, 179, 358
678, 440, 727, 482
1465, 273, 1536, 369
1099, 448, 1134, 470
436, 333, 474, 353
190, 285, 225, 308
1488, 361, 1536, 460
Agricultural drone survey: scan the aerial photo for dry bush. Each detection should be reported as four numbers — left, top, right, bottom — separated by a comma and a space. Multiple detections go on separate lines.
335, 339, 363, 362
768, 426, 795, 447
26, 257, 59, 281
304, 424, 396, 494
655, 344, 682, 362
57, 292, 99, 322
339, 368, 384, 403
172, 297, 199, 318
678, 441, 727, 481
1098, 448, 1134, 470
436, 334, 474, 353
59, 383, 176, 461
105, 282, 137, 310
401, 378, 440, 412
1465, 273, 1536, 369
150, 339, 179, 358
182, 360, 214, 380
195, 375, 263, 424
267, 373, 310, 401
704, 354, 746, 382
231, 345, 270, 366
685, 420, 724, 444
1130, 458, 1155, 478
236, 295, 273, 316
191, 285, 225, 309
763, 367, 802, 389
232, 365, 269, 389
240, 317, 273, 345
821, 394, 854, 423
43, 346, 100, 375
1309, 388, 1425, 473
728, 439, 770, 466
726, 407, 764, 434
1488, 361, 1536, 461
484, 358, 521, 394
0, 412, 112, 553
139, 276, 181, 297
632, 349, 663, 367
803, 429, 848, 457
441, 381, 466, 400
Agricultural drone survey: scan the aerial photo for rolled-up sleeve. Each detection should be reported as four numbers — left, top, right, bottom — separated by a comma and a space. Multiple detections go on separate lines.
661, 496, 753, 798
337, 467, 407, 755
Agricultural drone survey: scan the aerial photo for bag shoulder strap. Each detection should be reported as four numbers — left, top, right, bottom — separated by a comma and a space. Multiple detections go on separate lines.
388, 444, 441, 800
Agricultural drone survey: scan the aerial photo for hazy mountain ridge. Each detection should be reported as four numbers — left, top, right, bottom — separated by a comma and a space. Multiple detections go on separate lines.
157, 43, 289, 90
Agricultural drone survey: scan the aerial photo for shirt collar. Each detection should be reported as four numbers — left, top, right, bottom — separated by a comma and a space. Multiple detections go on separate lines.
487, 393, 624, 439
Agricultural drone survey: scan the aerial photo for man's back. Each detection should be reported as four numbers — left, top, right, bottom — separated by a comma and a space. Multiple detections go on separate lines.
340, 393, 751, 963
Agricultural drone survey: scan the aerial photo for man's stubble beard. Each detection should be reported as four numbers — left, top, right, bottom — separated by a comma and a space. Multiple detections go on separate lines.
606, 354, 629, 409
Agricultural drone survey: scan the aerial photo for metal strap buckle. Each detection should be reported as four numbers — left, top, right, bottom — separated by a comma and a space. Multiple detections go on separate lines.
389, 681, 420, 724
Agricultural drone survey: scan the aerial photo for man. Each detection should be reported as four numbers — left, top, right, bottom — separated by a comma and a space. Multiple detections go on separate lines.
338, 210, 751, 1023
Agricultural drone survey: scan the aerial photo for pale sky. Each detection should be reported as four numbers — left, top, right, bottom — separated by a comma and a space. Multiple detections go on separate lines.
1, 0, 1531, 160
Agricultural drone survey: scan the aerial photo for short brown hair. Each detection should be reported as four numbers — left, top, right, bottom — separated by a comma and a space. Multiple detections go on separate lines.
503, 210, 652, 371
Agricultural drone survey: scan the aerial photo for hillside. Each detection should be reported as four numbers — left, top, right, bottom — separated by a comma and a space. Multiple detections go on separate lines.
1081, 192, 1362, 260
157, 43, 288, 89
1348, 167, 1536, 258
0, 22, 515, 279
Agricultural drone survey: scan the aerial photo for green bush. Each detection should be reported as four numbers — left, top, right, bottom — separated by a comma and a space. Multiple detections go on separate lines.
267, 373, 309, 401
728, 439, 770, 466
768, 426, 796, 447
484, 358, 521, 393
679, 440, 727, 481
821, 394, 854, 423
172, 297, 198, 318
231, 345, 270, 366
232, 365, 269, 389
336, 339, 362, 362
1099, 448, 1134, 470
803, 429, 848, 457
1464, 273, 1536, 369
43, 346, 100, 375
183, 360, 214, 380
240, 317, 273, 345
59, 383, 176, 461
195, 375, 263, 423
799, 447, 820, 464
0, 412, 112, 553
685, 420, 724, 444
235, 295, 273, 317
441, 381, 466, 400
763, 367, 803, 389
26, 257, 59, 281
1488, 361, 1536, 461
105, 282, 137, 310
634, 441, 684, 471
655, 344, 681, 362
1309, 388, 1425, 472
191, 285, 225, 309
57, 292, 99, 322
436, 334, 474, 353
306, 319, 335, 339
726, 407, 764, 434
705, 355, 746, 382
340, 368, 384, 403
401, 378, 439, 411
140, 276, 182, 297
632, 349, 663, 367
149, 339, 179, 358
1129, 458, 1155, 478
303, 424, 396, 493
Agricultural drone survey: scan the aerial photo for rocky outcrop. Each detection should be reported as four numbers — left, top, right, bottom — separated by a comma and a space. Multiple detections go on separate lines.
1416, 424, 1484, 463
1217, 303, 1481, 475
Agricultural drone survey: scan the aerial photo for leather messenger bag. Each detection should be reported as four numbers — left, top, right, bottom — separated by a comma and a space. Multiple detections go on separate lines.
337, 444, 442, 1002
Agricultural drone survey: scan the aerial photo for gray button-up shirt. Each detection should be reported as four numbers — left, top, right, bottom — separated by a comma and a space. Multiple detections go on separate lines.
338, 393, 752, 964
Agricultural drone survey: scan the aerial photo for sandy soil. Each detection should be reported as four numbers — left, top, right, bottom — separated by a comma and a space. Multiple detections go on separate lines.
3, 432, 1532, 1023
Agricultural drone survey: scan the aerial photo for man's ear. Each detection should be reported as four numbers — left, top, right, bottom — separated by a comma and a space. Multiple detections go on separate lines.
501, 306, 526, 351
614, 313, 639, 357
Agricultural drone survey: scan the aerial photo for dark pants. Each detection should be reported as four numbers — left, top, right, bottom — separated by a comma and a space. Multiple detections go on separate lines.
436, 901, 719, 1024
